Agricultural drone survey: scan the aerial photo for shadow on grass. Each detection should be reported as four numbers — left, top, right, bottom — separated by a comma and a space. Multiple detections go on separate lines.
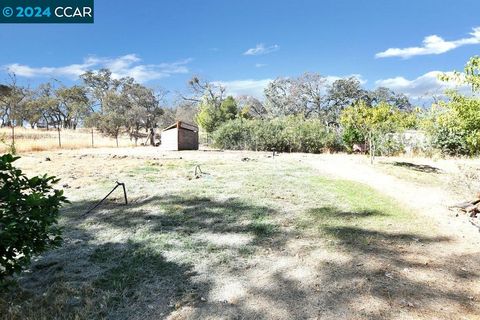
392, 161, 442, 174
0, 232, 205, 320
66, 194, 283, 245
307, 206, 387, 219
303, 205, 479, 319
1, 194, 285, 319
3, 196, 480, 319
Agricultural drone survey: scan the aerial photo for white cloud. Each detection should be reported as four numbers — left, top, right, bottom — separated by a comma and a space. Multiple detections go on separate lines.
3, 54, 192, 83
213, 79, 273, 98
244, 44, 279, 56
255, 63, 267, 68
375, 71, 468, 98
376, 27, 480, 59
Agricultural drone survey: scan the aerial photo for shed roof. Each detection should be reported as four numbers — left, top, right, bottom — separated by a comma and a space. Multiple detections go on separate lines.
163, 121, 199, 132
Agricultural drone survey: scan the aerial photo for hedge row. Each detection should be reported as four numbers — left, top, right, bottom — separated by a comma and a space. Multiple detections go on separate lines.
212, 117, 343, 153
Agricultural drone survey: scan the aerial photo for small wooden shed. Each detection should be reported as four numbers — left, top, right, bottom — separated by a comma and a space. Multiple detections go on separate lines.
160, 121, 199, 151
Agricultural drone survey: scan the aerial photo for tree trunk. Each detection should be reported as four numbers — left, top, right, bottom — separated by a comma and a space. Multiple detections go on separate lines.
149, 128, 155, 146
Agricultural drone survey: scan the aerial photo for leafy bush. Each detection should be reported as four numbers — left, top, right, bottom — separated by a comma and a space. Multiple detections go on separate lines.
213, 116, 343, 153
376, 134, 405, 156
424, 94, 480, 156
0, 154, 68, 280
430, 125, 470, 156
429, 56, 480, 156
341, 126, 365, 152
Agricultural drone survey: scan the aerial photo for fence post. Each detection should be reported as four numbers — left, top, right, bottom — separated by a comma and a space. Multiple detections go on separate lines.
57, 127, 61, 148
11, 124, 15, 149
91, 128, 94, 148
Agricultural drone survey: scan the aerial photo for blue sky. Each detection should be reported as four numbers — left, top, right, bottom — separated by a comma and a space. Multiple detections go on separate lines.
1, 0, 479, 101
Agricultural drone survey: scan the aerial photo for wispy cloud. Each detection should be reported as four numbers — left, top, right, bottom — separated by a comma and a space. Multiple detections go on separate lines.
376, 27, 480, 59
3, 54, 192, 83
255, 63, 267, 68
244, 44, 279, 56
375, 71, 467, 98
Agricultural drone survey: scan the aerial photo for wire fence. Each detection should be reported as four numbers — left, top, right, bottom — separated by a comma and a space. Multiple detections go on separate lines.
198, 131, 212, 147
0, 127, 136, 153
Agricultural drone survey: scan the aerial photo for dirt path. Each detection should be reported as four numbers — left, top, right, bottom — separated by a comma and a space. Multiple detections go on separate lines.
294, 153, 480, 244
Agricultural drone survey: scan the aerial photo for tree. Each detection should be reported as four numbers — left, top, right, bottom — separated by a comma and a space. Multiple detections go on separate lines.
196, 96, 239, 133
54, 85, 90, 129
122, 81, 164, 144
367, 87, 412, 110
97, 91, 127, 146
464, 56, 480, 92
174, 101, 197, 124
183, 76, 226, 109
236, 95, 267, 119
196, 101, 222, 133
219, 96, 238, 121
19, 89, 43, 128
29, 83, 59, 129
427, 56, 480, 155
426, 92, 480, 155
80, 69, 121, 113
340, 101, 407, 163
0, 154, 68, 280
326, 77, 367, 123
264, 73, 328, 118
0, 74, 27, 153
440, 55, 480, 93
0, 84, 13, 127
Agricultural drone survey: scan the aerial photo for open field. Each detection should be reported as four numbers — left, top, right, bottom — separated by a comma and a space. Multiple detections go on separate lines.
1, 148, 480, 319
0, 127, 136, 153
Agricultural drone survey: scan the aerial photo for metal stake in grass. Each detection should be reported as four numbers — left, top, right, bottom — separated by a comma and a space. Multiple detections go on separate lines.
84, 181, 128, 215
194, 164, 204, 178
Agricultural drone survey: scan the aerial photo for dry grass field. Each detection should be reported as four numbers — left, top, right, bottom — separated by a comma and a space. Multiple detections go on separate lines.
1, 148, 479, 319
0, 127, 136, 153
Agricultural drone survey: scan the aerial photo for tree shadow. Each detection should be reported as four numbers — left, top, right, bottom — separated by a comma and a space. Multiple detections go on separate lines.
1, 193, 289, 319
391, 161, 442, 174
4, 197, 480, 319
307, 206, 387, 220
309, 205, 480, 318
65, 194, 286, 247
1, 225, 207, 319
185, 272, 312, 320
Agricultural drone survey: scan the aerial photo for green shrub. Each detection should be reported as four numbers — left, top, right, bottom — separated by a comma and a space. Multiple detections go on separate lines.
423, 95, 480, 156
0, 154, 68, 280
341, 126, 365, 152
377, 134, 405, 156
213, 116, 344, 153
430, 126, 470, 156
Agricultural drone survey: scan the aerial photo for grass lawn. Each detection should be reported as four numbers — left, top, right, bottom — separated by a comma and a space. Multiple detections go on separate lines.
1, 150, 477, 319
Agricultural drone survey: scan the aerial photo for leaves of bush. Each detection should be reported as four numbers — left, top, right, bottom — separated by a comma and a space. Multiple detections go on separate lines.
0, 154, 68, 280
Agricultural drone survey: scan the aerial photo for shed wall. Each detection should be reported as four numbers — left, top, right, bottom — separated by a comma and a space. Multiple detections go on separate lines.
160, 129, 179, 151
178, 128, 199, 150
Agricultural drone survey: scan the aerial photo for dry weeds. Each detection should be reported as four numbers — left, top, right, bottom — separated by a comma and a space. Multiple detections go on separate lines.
0, 127, 135, 153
